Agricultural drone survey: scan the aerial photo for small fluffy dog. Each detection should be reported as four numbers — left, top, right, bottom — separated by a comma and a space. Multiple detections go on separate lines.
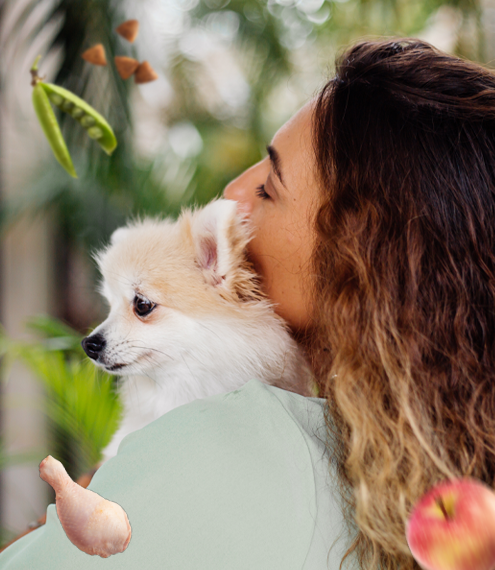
82, 199, 313, 463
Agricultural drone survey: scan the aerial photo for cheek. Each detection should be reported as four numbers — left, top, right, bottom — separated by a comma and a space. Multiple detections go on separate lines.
247, 209, 292, 299
251, 205, 302, 261
246, 205, 276, 269
247, 203, 316, 320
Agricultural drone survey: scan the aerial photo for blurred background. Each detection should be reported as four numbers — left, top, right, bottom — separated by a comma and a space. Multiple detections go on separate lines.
0, 0, 490, 546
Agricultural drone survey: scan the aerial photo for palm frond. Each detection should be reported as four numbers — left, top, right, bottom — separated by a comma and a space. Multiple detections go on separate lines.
0, 321, 122, 480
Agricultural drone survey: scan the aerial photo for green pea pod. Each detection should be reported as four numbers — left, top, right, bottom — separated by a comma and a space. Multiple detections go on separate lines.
40, 82, 117, 156
30, 55, 118, 179
32, 80, 77, 178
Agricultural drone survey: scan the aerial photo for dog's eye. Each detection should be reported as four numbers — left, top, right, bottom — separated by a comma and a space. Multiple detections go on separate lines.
134, 296, 155, 317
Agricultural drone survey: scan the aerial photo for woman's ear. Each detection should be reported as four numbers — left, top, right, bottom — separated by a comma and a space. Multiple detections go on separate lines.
189, 199, 250, 288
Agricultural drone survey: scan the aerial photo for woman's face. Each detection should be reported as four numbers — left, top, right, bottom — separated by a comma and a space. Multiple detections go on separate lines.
223, 101, 320, 332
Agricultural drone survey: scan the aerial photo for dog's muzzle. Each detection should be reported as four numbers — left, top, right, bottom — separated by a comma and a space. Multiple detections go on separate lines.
81, 333, 106, 360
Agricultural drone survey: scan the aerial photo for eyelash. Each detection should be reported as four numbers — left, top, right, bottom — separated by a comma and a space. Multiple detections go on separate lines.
255, 184, 270, 200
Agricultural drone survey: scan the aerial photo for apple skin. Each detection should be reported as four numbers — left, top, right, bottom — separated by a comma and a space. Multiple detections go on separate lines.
406, 477, 495, 570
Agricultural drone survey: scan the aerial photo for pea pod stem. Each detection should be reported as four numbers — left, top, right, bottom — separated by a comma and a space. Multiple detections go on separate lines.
30, 55, 47, 88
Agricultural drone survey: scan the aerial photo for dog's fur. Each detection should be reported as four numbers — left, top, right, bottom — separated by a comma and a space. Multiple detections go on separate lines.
83, 199, 313, 463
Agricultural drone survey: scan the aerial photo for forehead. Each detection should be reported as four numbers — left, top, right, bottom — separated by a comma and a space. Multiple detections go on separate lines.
274, 100, 314, 143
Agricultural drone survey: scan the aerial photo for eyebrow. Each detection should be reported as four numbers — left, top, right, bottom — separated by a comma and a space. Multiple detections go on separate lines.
266, 145, 286, 189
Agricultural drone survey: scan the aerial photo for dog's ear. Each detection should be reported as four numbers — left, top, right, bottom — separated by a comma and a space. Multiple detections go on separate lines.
109, 226, 129, 246
189, 199, 249, 288
93, 226, 130, 274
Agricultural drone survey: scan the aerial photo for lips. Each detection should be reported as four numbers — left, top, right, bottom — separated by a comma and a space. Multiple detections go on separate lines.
106, 363, 126, 371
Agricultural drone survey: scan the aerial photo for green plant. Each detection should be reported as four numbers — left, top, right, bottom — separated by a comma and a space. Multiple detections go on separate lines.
0, 315, 122, 481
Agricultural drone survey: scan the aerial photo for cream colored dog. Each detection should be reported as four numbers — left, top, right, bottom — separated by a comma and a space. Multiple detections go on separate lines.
82, 199, 312, 463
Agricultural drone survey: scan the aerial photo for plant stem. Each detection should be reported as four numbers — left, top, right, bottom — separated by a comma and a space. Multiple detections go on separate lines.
435, 496, 450, 520
30, 55, 42, 86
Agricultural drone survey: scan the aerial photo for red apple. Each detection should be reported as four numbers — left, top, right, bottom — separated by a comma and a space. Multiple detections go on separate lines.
406, 477, 495, 570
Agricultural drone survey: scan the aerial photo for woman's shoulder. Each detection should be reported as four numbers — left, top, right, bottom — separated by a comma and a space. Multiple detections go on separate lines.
119, 378, 328, 458
109, 378, 330, 498
98, 379, 336, 568
0, 380, 346, 570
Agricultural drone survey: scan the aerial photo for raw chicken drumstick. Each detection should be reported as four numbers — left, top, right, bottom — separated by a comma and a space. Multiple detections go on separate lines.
39, 455, 131, 557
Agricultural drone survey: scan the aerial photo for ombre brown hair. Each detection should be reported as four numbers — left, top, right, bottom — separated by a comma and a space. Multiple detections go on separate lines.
310, 39, 495, 569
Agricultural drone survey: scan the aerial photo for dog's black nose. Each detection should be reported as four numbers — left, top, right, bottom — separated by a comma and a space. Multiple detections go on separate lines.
81, 333, 106, 360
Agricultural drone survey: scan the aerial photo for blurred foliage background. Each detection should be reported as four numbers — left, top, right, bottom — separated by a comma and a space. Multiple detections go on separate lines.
0, 0, 490, 546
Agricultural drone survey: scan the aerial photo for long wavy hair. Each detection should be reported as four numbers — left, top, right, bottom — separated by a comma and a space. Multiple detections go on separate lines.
309, 39, 495, 569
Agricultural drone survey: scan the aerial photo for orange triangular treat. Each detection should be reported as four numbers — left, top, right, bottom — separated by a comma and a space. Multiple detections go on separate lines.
116, 20, 139, 43
81, 44, 107, 66
134, 61, 158, 84
115, 56, 139, 80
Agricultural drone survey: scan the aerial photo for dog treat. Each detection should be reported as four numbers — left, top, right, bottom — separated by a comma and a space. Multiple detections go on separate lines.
114, 56, 140, 80
39, 455, 131, 558
116, 19, 139, 43
134, 61, 158, 84
81, 44, 107, 66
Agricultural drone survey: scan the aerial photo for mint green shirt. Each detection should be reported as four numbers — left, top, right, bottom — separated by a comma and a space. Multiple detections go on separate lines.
0, 379, 352, 569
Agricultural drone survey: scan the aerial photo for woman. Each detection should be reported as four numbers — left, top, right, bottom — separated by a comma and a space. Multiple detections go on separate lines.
225, 37, 495, 569
2, 38, 495, 569
233, 38, 495, 569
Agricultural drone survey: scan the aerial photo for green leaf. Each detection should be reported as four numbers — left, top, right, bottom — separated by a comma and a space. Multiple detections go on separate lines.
0, 322, 122, 476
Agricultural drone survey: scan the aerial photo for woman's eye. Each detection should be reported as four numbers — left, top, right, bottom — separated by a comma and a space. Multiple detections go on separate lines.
134, 296, 156, 317
255, 184, 270, 200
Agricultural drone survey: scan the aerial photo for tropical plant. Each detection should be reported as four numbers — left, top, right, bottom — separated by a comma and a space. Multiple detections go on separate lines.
0, 314, 122, 546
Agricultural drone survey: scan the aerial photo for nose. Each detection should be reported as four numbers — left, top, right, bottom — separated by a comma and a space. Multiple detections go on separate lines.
223, 158, 269, 216
81, 333, 106, 360
223, 178, 253, 217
